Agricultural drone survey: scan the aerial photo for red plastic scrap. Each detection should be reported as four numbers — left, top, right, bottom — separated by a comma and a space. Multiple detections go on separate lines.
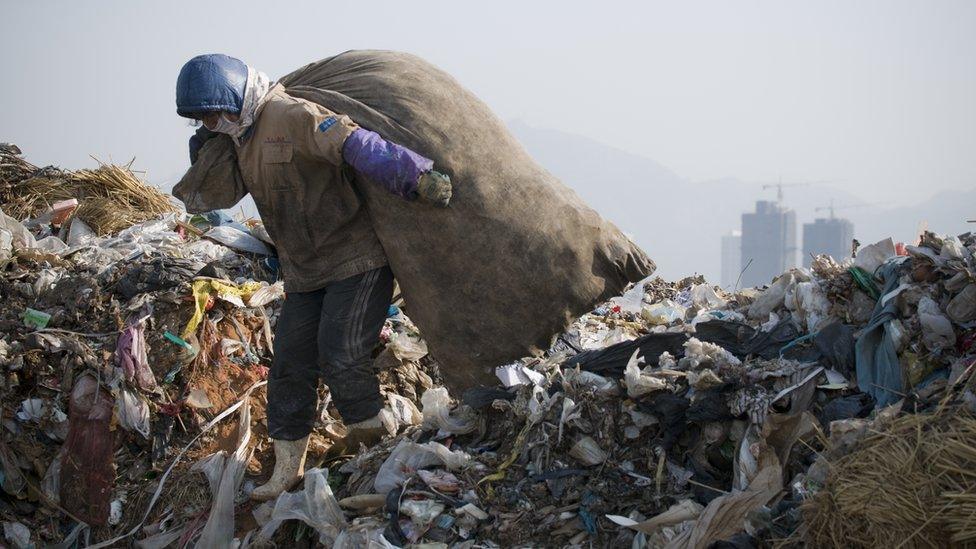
959, 331, 976, 354
60, 375, 115, 526
158, 401, 184, 417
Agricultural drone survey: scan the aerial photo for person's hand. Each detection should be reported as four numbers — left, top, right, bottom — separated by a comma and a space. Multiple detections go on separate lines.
417, 170, 452, 207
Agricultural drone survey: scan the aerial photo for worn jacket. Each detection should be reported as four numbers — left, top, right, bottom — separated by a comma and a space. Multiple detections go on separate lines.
175, 85, 389, 292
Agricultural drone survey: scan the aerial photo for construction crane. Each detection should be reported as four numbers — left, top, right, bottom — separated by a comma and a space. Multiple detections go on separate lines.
814, 200, 891, 219
760, 179, 834, 203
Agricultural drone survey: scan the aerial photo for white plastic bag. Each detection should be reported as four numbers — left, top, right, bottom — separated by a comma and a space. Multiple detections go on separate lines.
642, 300, 686, 326
388, 332, 428, 361
66, 218, 96, 248
387, 394, 423, 427
247, 281, 285, 307
195, 391, 255, 549
785, 281, 832, 332
2, 521, 32, 549
0, 229, 12, 263
116, 386, 151, 439
374, 440, 471, 494
0, 207, 36, 251
203, 226, 272, 256
421, 387, 476, 435
611, 276, 652, 313
623, 350, 668, 398
748, 272, 795, 320
918, 296, 956, 350
257, 468, 348, 545
690, 285, 728, 310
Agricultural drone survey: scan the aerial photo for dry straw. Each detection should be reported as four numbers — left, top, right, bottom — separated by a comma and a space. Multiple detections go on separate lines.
801, 406, 976, 548
1, 146, 176, 235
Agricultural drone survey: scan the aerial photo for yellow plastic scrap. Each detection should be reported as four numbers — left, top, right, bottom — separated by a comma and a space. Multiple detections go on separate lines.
181, 279, 264, 339
479, 421, 533, 486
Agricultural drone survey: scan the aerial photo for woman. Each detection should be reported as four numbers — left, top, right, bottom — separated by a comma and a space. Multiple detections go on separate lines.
174, 53, 452, 501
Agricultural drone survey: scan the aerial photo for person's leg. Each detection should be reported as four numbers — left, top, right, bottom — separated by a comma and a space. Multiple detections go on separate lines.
266, 289, 325, 440
253, 288, 326, 501
318, 266, 395, 424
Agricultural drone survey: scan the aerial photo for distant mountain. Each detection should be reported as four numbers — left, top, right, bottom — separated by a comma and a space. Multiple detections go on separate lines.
510, 120, 868, 282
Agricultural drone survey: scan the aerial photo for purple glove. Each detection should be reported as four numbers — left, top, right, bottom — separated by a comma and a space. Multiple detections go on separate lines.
342, 128, 433, 200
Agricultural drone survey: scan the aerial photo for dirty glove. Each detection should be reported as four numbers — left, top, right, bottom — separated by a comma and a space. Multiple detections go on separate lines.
188, 126, 219, 165
417, 170, 452, 207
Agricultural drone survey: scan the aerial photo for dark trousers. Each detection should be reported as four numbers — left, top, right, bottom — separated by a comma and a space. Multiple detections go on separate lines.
268, 266, 394, 440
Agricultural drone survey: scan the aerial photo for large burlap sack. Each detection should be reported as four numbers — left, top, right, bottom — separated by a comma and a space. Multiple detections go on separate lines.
186, 50, 655, 391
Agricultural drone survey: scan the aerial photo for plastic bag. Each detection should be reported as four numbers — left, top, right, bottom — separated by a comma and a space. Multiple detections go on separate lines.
0, 228, 12, 263
247, 281, 285, 307
388, 332, 429, 361
387, 394, 422, 427
611, 276, 652, 313
32, 268, 63, 296
642, 300, 686, 326
623, 350, 668, 398
115, 321, 157, 392
41, 451, 63, 502
421, 387, 476, 435
918, 296, 956, 350
853, 238, 897, 274
690, 285, 727, 310
257, 468, 348, 545
203, 225, 272, 256
116, 386, 151, 438
66, 217, 96, 248
948, 284, 976, 323
195, 389, 255, 549
0, 207, 36, 251
748, 272, 795, 320
374, 440, 471, 494
333, 518, 397, 549
2, 521, 31, 549
785, 280, 832, 332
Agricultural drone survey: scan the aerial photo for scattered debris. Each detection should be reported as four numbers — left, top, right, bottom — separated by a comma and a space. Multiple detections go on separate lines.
1, 142, 975, 546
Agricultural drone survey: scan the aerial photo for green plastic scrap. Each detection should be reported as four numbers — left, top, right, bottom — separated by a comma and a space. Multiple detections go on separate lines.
22, 308, 51, 329
163, 331, 194, 351
848, 266, 881, 300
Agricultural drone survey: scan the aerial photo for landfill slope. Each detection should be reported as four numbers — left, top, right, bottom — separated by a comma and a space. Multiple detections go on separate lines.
1, 142, 976, 547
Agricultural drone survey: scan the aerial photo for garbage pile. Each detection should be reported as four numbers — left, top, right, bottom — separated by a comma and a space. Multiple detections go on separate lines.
1, 142, 975, 547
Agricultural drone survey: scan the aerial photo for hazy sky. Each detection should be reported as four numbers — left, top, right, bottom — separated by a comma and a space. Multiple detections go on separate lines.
2, 1, 974, 206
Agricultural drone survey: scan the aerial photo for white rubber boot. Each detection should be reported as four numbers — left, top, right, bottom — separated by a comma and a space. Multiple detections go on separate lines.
329, 409, 397, 456
251, 435, 310, 502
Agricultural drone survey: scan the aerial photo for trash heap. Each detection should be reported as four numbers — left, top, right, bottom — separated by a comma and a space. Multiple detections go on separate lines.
1, 142, 975, 548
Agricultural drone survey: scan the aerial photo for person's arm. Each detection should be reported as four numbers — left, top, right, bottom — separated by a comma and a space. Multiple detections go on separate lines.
297, 104, 453, 207
173, 132, 249, 213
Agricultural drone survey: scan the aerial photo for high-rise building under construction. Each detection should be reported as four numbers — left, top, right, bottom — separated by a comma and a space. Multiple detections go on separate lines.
802, 217, 854, 267
740, 200, 796, 287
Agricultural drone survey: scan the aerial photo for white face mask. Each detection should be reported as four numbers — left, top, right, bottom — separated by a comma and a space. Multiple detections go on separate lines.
209, 113, 240, 135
